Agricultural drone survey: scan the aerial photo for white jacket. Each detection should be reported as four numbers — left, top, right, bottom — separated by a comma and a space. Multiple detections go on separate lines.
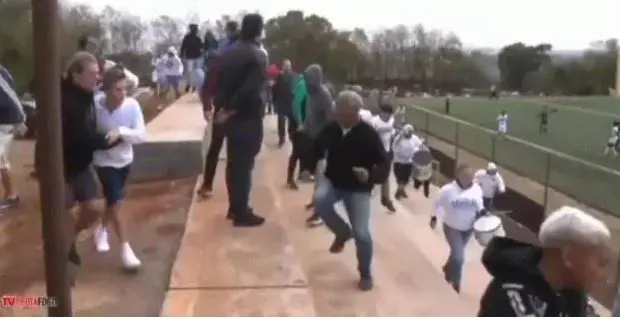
474, 169, 506, 198
433, 181, 485, 231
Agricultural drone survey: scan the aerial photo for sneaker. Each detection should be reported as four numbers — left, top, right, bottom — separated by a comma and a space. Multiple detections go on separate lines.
286, 180, 299, 190
329, 233, 351, 253
381, 197, 396, 213
121, 242, 141, 270
305, 214, 323, 228
358, 277, 374, 291
3, 196, 20, 208
94, 225, 110, 253
233, 213, 265, 227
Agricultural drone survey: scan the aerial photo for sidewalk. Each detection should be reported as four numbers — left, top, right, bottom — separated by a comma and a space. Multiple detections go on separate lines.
161, 115, 477, 316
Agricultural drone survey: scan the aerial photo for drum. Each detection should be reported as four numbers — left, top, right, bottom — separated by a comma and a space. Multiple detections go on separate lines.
473, 215, 505, 246
412, 147, 433, 181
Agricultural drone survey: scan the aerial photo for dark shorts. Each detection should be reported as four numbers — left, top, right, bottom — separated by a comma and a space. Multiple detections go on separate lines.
65, 168, 99, 209
95, 165, 131, 205
393, 162, 413, 184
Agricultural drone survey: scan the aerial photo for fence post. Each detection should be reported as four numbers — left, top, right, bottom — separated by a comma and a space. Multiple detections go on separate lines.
424, 111, 430, 140
454, 122, 460, 168
491, 134, 497, 161
542, 153, 551, 214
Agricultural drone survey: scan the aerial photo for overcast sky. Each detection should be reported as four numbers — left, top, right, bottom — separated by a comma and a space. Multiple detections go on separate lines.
67, 0, 618, 50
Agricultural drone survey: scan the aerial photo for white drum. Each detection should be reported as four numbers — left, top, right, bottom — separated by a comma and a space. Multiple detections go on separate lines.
473, 215, 505, 246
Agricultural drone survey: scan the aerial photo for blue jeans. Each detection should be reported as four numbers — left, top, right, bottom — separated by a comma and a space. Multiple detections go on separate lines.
613, 295, 620, 316
442, 224, 472, 287
225, 119, 263, 218
314, 178, 373, 278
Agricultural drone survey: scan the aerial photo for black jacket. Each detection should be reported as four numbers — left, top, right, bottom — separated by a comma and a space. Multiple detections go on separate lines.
271, 70, 295, 115
180, 32, 203, 59
315, 121, 389, 192
214, 40, 267, 121
61, 78, 114, 180
478, 237, 589, 317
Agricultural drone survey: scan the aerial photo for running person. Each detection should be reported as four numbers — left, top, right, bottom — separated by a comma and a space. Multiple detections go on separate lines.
370, 104, 396, 212
496, 110, 508, 137
92, 67, 146, 270
538, 106, 556, 134
391, 124, 423, 200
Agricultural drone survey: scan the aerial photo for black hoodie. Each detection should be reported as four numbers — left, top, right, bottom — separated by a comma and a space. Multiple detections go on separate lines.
478, 237, 589, 317
180, 28, 203, 60
61, 78, 115, 180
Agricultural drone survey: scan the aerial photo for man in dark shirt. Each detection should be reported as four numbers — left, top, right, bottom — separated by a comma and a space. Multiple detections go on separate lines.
196, 21, 238, 199
272, 59, 295, 147
61, 52, 121, 270
213, 13, 268, 227
312, 90, 389, 291
180, 24, 204, 93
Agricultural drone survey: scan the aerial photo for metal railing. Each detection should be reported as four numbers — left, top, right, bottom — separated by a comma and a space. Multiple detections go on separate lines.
404, 105, 620, 218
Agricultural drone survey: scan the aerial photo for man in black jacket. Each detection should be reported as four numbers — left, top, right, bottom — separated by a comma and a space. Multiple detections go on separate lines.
180, 23, 203, 93
271, 59, 295, 147
312, 90, 389, 291
213, 14, 267, 227
478, 206, 610, 317
61, 52, 121, 269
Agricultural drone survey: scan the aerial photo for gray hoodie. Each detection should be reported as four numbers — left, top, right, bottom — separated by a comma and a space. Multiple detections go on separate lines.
303, 64, 333, 138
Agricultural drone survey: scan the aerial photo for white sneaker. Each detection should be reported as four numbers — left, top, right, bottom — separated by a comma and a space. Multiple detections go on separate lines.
94, 226, 110, 253
121, 242, 141, 270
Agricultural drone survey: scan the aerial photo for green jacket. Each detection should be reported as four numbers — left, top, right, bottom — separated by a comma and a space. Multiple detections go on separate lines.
291, 75, 307, 125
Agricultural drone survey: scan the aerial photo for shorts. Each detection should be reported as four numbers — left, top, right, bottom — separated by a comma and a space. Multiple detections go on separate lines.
393, 162, 413, 184
65, 168, 99, 209
95, 165, 131, 205
0, 125, 13, 169
498, 124, 507, 133
165, 75, 181, 90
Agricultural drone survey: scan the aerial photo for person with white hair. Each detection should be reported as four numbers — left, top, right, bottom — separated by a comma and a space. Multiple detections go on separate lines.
431, 163, 486, 293
474, 162, 505, 209
312, 89, 389, 291
391, 124, 423, 199
478, 206, 611, 316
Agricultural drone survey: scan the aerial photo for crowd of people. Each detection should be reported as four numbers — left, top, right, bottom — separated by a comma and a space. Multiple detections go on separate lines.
0, 10, 617, 316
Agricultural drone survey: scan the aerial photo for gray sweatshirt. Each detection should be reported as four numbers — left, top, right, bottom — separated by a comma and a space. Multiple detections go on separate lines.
303, 64, 333, 138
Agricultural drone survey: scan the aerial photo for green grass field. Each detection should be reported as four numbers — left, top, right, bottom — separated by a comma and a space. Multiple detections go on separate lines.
398, 96, 620, 216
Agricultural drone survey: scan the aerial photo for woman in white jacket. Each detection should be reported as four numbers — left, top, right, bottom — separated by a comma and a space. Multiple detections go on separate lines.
92, 67, 146, 270
431, 163, 487, 292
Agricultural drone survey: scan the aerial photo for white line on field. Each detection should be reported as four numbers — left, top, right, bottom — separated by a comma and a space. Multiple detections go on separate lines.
408, 104, 620, 179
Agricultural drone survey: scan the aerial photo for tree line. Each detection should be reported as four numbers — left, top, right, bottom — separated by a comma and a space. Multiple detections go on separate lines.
0, 1, 616, 96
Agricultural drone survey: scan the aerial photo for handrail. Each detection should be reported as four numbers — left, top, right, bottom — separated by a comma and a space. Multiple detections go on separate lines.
406, 104, 620, 179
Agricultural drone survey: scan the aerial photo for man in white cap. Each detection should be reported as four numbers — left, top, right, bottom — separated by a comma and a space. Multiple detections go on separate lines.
474, 162, 506, 209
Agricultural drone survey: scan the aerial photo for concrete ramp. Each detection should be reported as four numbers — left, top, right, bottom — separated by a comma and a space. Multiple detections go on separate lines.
161, 115, 477, 316
130, 94, 205, 183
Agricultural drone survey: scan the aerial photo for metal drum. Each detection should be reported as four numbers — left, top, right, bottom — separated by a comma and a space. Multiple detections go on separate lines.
412, 146, 433, 181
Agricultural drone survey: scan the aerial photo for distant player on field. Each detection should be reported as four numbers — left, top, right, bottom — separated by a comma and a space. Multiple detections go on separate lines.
604, 125, 619, 157
537, 105, 556, 134
496, 110, 508, 137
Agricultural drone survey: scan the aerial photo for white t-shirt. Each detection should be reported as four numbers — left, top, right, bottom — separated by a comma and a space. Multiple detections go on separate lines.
359, 109, 373, 124
371, 115, 395, 151
93, 96, 146, 168
433, 181, 484, 231
163, 55, 183, 76
392, 134, 423, 163
497, 114, 508, 127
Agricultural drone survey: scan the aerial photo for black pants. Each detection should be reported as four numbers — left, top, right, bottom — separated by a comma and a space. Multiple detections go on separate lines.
483, 197, 494, 210
287, 130, 313, 181
226, 119, 263, 218
201, 122, 226, 190
413, 178, 430, 198
277, 114, 287, 143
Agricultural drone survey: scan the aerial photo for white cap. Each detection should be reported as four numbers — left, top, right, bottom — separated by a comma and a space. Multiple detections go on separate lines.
487, 162, 497, 170
167, 46, 176, 53
403, 124, 414, 132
